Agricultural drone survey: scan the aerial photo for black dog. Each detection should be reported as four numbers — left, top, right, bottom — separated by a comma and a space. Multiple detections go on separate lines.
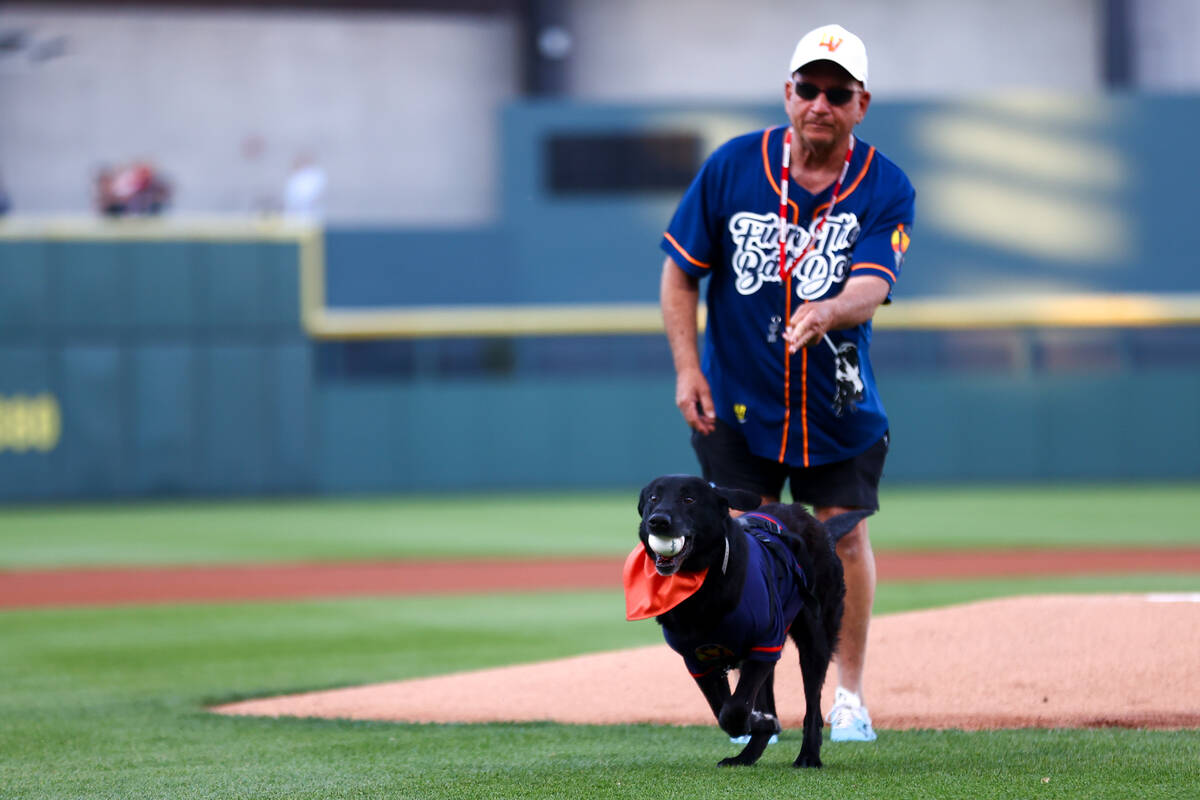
627, 475, 866, 768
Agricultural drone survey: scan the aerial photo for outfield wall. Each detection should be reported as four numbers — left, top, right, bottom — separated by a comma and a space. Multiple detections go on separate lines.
0, 230, 315, 500
2, 227, 1197, 501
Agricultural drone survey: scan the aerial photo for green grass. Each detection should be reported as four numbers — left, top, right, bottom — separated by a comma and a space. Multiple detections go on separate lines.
0, 492, 638, 568
8, 719, 1197, 800
2, 482, 1198, 568
2, 576, 1199, 800
875, 483, 1200, 550
1, 486, 1197, 798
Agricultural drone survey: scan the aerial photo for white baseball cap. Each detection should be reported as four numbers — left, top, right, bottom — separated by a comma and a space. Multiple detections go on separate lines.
788, 24, 868, 86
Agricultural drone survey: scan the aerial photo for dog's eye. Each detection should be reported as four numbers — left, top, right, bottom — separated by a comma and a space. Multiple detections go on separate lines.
649, 494, 659, 503
683, 496, 695, 504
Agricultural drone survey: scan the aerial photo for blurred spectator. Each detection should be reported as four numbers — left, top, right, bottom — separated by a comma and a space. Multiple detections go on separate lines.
95, 161, 171, 216
94, 165, 120, 215
0, 170, 10, 216
241, 133, 280, 215
282, 152, 326, 219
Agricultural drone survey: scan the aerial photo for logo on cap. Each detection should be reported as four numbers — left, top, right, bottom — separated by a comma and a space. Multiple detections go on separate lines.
819, 34, 843, 52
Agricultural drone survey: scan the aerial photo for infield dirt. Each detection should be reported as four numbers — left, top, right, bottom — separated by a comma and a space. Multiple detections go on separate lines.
6, 548, 1197, 730
5, 547, 1200, 608
214, 593, 1200, 731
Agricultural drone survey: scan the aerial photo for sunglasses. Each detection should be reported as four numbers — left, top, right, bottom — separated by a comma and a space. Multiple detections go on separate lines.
792, 81, 860, 106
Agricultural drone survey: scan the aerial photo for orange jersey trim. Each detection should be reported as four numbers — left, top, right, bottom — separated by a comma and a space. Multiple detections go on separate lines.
662, 231, 711, 270
850, 262, 898, 283
778, 337, 811, 466
812, 146, 876, 219
761, 127, 799, 223
801, 348, 809, 467
778, 367, 791, 462
750, 644, 785, 654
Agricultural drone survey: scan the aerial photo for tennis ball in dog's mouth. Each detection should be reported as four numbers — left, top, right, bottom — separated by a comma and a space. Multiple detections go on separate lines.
647, 534, 685, 557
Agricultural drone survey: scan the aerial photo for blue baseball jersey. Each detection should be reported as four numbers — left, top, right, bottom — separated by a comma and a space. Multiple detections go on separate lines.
662, 520, 806, 677
662, 126, 915, 467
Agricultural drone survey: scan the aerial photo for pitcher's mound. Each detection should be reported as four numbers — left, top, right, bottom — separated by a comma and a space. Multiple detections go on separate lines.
213, 594, 1200, 730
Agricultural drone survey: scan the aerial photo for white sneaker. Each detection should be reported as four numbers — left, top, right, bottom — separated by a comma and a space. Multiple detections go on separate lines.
826, 687, 877, 742
730, 734, 779, 745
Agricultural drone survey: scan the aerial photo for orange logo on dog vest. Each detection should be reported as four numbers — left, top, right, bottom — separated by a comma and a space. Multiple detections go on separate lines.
819, 35, 843, 52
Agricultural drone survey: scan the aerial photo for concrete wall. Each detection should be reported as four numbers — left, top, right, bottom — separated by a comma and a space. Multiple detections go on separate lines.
5, 2, 1200, 223
564, 0, 1103, 100
0, 7, 518, 223
1133, 0, 1200, 89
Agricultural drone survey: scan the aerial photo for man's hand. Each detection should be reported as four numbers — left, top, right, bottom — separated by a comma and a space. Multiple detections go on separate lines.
784, 275, 890, 353
784, 300, 837, 352
676, 365, 716, 434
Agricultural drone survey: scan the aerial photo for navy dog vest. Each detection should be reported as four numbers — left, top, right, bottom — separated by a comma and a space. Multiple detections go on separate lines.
662, 514, 807, 677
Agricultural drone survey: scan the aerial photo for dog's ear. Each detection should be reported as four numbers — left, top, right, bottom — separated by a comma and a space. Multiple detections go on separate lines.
712, 484, 762, 511
637, 482, 653, 517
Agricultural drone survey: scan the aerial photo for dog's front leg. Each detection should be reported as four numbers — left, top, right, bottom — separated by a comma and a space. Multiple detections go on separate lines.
715, 660, 779, 767
718, 660, 777, 735
693, 670, 732, 722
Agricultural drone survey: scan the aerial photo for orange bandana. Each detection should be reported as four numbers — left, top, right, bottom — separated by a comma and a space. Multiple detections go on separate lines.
623, 544, 708, 621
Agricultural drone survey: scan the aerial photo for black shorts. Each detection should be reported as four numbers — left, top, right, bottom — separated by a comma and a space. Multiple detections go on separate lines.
691, 417, 887, 510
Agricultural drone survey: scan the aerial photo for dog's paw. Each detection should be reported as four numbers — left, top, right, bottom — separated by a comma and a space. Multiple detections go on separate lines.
718, 732, 771, 767
792, 751, 823, 769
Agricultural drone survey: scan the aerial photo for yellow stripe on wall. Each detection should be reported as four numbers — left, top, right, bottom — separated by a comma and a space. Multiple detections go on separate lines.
4, 217, 1200, 339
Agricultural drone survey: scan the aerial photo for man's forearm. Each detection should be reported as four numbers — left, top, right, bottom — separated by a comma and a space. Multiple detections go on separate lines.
823, 275, 890, 330
660, 258, 703, 373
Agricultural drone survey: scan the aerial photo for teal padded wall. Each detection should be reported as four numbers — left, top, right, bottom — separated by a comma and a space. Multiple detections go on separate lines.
2, 233, 1198, 501
132, 345, 196, 494
0, 237, 315, 501
881, 369, 1200, 482
315, 376, 693, 494
0, 345, 56, 500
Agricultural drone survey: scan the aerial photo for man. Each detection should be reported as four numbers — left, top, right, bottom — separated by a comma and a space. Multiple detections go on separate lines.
659, 23, 914, 743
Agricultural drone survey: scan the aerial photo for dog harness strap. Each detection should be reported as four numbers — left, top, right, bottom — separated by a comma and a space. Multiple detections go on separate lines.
737, 515, 823, 620
737, 514, 806, 590
740, 512, 783, 536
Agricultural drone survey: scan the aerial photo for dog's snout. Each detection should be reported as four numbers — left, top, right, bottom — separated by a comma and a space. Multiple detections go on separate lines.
647, 513, 671, 533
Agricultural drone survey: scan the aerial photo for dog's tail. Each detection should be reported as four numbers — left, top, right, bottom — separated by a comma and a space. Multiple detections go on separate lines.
822, 509, 874, 542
